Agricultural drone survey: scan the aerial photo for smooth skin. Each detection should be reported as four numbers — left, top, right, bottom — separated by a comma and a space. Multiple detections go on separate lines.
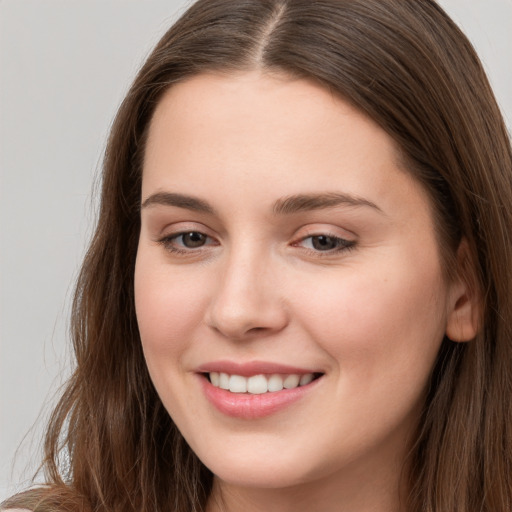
134, 71, 478, 512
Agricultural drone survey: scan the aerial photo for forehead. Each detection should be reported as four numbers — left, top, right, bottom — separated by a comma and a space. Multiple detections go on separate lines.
142, 71, 431, 221
147, 70, 389, 144
145, 73, 398, 168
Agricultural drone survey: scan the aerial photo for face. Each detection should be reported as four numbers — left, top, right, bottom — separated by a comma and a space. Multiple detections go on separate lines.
135, 71, 461, 493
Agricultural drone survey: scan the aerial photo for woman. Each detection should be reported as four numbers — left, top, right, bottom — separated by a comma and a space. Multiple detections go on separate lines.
3, 0, 511, 511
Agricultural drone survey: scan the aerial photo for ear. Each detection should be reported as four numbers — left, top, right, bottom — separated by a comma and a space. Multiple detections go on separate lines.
445, 239, 481, 342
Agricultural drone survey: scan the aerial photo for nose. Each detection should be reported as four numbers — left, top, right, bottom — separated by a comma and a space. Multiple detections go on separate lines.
205, 248, 289, 340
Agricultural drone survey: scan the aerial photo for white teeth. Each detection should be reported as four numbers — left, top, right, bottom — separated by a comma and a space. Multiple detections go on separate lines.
229, 374, 247, 393
219, 372, 230, 390
267, 374, 284, 392
299, 373, 314, 386
283, 374, 300, 389
210, 372, 220, 387
208, 372, 317, 394
247, 375, 268, 394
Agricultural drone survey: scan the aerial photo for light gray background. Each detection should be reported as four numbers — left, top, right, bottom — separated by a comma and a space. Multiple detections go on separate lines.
1, 0, 511, 501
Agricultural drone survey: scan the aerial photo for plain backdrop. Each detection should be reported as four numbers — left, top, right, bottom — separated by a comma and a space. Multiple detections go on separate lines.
1, 0, 511, 501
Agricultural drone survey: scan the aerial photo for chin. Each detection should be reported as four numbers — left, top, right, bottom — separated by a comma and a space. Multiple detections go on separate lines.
208, 462, 311, 489
194, 441, 325, 490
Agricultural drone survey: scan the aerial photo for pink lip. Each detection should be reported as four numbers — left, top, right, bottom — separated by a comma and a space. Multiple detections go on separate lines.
195, 360, 319, 377
195, 361, 323, 419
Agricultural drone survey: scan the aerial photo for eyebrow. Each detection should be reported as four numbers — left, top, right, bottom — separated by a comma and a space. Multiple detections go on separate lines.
273, 192, 382, 215
141, 192, 216, 214
140, 191, 382, 216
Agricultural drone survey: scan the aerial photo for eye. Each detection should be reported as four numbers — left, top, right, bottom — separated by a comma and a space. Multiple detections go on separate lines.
158, 230, 217, 254
297, 234, 355, 253
176, 231, 208, 248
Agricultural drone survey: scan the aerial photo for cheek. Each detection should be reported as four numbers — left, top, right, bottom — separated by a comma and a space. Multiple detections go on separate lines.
291, 258, 447, 388
285, 262, 448, 458
134, 252, 207, 369
134, 253, 217, 429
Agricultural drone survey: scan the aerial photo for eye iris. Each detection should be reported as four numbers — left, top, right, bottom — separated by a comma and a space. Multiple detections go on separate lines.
182, 232, 206, 248
312, 235, 338, 251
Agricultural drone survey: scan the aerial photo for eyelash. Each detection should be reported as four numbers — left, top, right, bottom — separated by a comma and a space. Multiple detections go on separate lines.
157, 231, 356, 257
157, 231, 218, 255
294, 233, 357, 256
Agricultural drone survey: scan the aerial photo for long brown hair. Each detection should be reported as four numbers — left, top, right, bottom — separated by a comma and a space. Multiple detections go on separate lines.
3, 1, 512, 511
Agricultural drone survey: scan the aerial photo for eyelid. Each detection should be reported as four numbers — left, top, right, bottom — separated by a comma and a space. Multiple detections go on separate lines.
294, 233, 355, 249
157, 231, 219, 256
153, 222, 357, 257
292, 223, 356, 242
154, 219, 211, 235
154, 221, 220, 255
290, 225, 358, 255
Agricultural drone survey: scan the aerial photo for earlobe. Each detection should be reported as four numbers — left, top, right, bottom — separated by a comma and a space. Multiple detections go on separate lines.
445, 240, 481, 342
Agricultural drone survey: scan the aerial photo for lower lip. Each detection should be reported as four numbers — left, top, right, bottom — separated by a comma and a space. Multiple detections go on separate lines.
199, 375, 321, 419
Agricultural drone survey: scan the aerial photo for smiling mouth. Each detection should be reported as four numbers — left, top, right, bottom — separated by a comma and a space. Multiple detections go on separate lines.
205, 372, 323, 394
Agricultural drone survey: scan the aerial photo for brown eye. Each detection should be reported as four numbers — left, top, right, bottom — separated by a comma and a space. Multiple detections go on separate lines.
311, 235, 339, 251
180, 232, 207, 248
297, 234, 356, 254
158, 230, 218, 255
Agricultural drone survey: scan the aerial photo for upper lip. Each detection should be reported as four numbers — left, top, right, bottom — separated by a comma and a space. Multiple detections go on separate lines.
195, 360, 322, 377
